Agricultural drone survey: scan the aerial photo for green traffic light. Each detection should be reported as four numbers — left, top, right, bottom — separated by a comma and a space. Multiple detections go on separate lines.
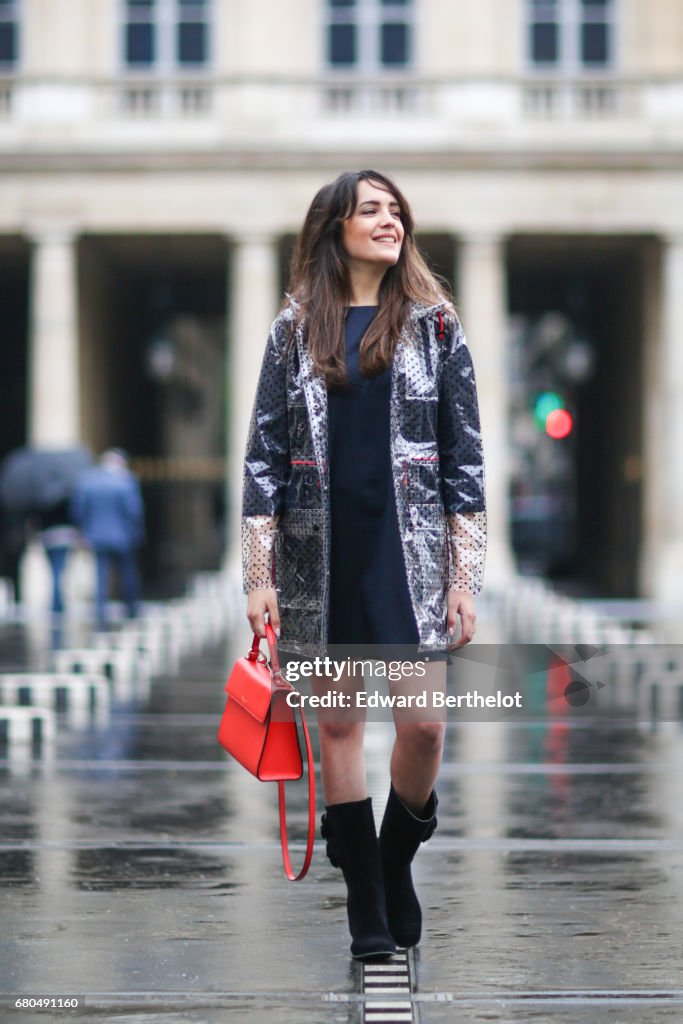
533, 390, 564, 430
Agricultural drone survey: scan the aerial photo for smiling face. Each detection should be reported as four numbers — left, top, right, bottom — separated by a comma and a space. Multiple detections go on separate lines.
341, 178, 405, 272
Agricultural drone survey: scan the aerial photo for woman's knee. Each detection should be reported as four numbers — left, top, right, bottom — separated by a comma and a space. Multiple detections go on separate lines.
396, 720, 445, 757
318, 718, 365, 746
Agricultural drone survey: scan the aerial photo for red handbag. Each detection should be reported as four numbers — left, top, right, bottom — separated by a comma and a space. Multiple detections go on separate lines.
217, 623, 315, 880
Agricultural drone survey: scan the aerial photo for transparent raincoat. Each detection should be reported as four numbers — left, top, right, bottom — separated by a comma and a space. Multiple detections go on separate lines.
242, 299, 486, 656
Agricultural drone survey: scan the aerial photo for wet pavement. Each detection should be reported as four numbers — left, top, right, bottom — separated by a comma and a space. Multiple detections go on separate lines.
2, 594, 683, 1022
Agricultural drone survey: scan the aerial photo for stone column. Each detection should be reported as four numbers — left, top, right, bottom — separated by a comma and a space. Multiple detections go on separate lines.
226, 233, 280, 575
28, 229, 80, 447
458, 233, 515, 588
649, 235, 683, 602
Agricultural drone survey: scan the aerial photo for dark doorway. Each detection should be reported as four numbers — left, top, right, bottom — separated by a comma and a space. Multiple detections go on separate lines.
507, 235, 648, 597
0, 237, 29, 591
78, 235, 228, 596
0, 237, 29, 457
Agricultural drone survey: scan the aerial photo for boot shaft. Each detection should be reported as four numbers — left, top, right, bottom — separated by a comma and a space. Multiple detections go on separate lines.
320, 797, 396, 960
379, 785, 438, 866
321, 796, 380, 877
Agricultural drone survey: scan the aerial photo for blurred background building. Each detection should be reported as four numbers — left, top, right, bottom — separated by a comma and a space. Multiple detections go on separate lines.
0, 0, 682, 601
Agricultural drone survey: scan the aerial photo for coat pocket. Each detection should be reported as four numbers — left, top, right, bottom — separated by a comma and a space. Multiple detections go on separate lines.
406, 503, 449, 605
274, 509, 325, 609
402, 456, 442, 505
285, 460, 321, 510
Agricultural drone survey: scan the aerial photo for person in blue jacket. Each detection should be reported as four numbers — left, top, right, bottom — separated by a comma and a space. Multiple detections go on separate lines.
72, 449, 145, 626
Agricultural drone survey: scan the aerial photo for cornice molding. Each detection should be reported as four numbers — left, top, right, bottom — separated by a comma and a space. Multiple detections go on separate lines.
1, 148, 683, 175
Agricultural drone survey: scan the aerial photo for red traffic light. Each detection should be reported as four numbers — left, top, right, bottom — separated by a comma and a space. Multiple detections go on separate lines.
545, 408, 573, 439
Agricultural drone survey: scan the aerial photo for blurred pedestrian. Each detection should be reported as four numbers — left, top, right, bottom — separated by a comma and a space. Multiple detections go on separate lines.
72, 449, 144, 627
35, 497, 79, 615
243, 171, 486, 959
0, 506, 25, 602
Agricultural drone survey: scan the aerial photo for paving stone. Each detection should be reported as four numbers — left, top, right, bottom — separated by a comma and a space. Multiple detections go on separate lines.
2, 608, 683, 1023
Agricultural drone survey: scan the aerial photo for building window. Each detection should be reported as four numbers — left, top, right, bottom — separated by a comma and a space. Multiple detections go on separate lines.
125, 0, 155, 66
177, 0, 208, 65
0, 0, 19, 68
529, 0, 560, 65
580, 0, 611, 66
326, 0, 413, 71
328, 0, 357, 68
527, 0, 614, 71
122, 0, 210, 71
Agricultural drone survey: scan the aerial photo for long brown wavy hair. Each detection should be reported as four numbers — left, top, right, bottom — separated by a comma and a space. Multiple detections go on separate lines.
286, 170, 450, 388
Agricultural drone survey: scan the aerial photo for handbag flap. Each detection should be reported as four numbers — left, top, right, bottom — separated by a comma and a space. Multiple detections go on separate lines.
225, 657, 273, 724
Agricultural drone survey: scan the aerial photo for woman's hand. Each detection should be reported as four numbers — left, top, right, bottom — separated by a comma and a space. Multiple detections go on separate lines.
447, 590, 476, 649
247, 587, 281, 639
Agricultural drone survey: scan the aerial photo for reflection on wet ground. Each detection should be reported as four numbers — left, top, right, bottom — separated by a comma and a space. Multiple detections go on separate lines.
1, 614, 683, 1022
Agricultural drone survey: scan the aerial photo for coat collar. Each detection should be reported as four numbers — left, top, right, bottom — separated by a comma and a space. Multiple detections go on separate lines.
409, 300, 454, 323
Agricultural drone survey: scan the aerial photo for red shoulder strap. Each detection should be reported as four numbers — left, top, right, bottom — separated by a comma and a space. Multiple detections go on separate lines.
277, 703, 316, 880
251, 626, 316, 880
436, 310, 445, 342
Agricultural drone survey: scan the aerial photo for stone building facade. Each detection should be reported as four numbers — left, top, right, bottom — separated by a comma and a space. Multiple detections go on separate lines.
1, 0, 682, 598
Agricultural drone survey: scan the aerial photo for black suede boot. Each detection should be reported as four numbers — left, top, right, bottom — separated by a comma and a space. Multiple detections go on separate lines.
379, 785, 438, 948
320, 798, 397, 961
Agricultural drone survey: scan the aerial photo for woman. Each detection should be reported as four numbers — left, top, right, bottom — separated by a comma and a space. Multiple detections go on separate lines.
243, 170, 486, 960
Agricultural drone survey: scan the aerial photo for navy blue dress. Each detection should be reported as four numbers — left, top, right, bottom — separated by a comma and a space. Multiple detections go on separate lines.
327, 306, 420, 648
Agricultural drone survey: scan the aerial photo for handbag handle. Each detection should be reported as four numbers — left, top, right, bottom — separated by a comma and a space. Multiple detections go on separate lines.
250, 624, 316, 881
248, 622, 284, 683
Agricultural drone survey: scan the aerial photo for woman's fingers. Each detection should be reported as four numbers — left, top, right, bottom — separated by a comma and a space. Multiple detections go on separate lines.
266, 592, 281, 638
246, 604, 265, 637
246, 589, 266, 637
247, 588, 280, 638
455, 605, 476, 647
447, 591, 477, 649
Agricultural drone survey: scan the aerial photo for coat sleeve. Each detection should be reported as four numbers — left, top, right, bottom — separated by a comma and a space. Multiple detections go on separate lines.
437, 311, 487, 595
70, 485, 84, 530
241, 314, 291, 592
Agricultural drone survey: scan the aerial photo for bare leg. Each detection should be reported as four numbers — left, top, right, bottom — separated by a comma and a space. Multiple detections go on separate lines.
312, 671, 367, 805
314, 670, 396, 959
379, 660, 446, 947
389, 660, 447, 812
317, 719, 367, 804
